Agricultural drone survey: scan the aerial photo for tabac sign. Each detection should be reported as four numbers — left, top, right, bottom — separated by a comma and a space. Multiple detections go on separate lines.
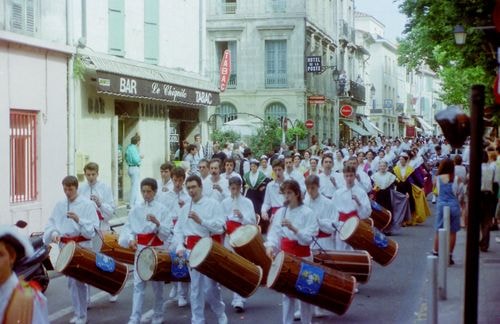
96, 71, 220, 107
219, 49, 231, 92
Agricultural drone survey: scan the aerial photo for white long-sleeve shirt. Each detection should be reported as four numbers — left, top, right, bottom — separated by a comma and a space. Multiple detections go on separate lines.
261, 180, 284, 214
78, 181, 115, 229
173, 196, 225, 253
118, 200, 172, 248
222, 195, 256, 225
304, 194, 336, 236
318, 171, 343, 198
264, 205, 318, 252
202, 176, 229, 202
0, 273, 49, 324
332, 185, 372, 226
43, 195, 99, 245
155, 178, 174, 202
156, 188, 191, 221
284, 169, 306, 193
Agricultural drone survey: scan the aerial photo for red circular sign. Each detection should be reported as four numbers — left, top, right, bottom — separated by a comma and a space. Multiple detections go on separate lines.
305, 119, 314, 129
494, 74, 500, 104
340, 105, 353, 117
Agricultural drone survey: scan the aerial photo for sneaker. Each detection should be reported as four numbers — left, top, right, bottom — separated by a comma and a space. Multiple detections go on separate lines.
169, 286, 177, 299
109, 294, 118, 303
69, 316, 78, 324
293, 310, 301, 321
178, 296, 188, 307
432, 196, 436, 204
74, 317, 87, 324
313, 307, 328, 318
495, 237, 500, 243
354, 288, 359, 294
151, 317, 164, 324
449, 256, 455, 266
431, 251, 438, 256
232, 300, 244, 313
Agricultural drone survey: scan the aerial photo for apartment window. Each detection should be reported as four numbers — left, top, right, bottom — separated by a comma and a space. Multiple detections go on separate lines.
265, 102, 287, 121
10, 110, 38, 203
265, 40, 287, 88
270, 0, 286, 13
222, 0, 237, 14
216, 41, 237, 88
216, 103, 238, 123
144, 0, 159, 64
9, 0, 38, 35
109, 0, 125, 56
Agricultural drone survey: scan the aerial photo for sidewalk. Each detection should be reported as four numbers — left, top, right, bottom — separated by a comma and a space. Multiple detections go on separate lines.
436, 228, 500, 323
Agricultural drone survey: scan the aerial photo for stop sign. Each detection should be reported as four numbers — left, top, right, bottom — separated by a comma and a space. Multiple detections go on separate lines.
340, 105, 353, 117
305, 119, 314, 129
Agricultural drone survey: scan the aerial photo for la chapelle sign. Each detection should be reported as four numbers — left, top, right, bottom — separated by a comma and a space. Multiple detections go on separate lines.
96, 71, 220, 107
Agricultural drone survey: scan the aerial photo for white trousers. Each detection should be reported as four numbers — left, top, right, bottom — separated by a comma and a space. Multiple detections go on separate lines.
129, 264, 164, 323
68, 278, 88, 318
128, 166, 141, 207
189, 268, 227, 324
283, 295, 312, 324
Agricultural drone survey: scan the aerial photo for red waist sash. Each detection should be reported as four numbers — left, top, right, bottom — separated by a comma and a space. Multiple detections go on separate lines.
136, 233, 163, 247
60, 235, 89, 243
225, 220, 242, 235
186, 234, 224, 250
317, 230, 332, 238
281, 238, 310, 257
339, 210, 358, 222
96, 210, 104, 221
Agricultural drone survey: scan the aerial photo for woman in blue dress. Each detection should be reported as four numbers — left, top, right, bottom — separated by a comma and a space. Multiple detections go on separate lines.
432, 158, 463, 265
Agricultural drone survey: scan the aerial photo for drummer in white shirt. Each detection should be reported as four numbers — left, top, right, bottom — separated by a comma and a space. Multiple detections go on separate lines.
283, 155, 306, 194
173, 175, 228, 324
156, 162, 174, 200
261, 159, 286, 233
222, 177, 256, 313
43, 176, 99, 324
203, 159, 229, 202
318, 153, 343, 199
119, 178, 173, 324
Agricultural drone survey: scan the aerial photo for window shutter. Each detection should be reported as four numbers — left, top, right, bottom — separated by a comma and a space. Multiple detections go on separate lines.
109, 0, 125, 56
10, 0, 24, 31
25, 0, 35, 33
144, 0, 159, 64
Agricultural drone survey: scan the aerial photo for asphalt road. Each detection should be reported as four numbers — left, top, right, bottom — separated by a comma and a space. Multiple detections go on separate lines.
46, 207, 436, 324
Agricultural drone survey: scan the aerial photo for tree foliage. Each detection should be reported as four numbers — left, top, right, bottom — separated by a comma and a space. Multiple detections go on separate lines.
211, 129, 240, 145
398, 0, 498, 107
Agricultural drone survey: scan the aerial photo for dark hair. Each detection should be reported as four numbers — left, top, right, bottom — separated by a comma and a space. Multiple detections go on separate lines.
280, 180, 303, 205
437, 159, 455, 182
187, 144, 197, 153
171, 167, 186, 179
186, 175, 202, 187
131, 134, 141, 144
198, 159, 209, 167
210, 158, 222, 167
84, 162, 99, 173
305, 175, 320, 187
453, 155, 462, 165
228, 176, 242, 187
62, 176, 79, 188
141, 178, 158, 191
243, 148, 252, 158
160, 162, 174, 171
272, 159, 284, 169
435, 145, 442, 151
343, 164, 357, 174
224, 158, 235, 167
321, 153, 333, 165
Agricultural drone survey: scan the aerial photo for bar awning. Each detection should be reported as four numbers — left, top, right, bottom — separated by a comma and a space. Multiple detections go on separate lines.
341, 119, 371, 136
415, 116, 434, 133
79, 52, 220, 107
360, 116, 384, 135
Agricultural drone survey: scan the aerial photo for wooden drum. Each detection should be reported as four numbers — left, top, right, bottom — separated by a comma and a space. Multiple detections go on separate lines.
313, 250, 372, 284
267, 251, 356, 315
370, 200, 392, 231
96, 232, 136, 265
136, 247, 190, 282
189, 237, 262, 298
339, 217, 398, 266
229, 224, 272, 283
56, 241, 129, 295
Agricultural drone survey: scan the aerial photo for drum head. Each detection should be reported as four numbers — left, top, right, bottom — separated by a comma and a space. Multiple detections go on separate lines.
339, 217, 360, 241
188, 237, 212, 269
55, 241, 76, 272
229, 225, 259, 248
136, 247, 157, 281
266, 251, 285, 288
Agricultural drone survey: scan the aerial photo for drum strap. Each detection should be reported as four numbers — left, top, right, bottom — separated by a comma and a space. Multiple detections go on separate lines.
3, 281, 35, 324
137, 233, 163, 246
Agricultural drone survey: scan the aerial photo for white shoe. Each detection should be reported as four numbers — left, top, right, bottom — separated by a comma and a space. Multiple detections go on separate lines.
74, 317, 87, 324
169, 286, 177, 299
293, 310, 301, 321
217, 313, 228, 324
314, 307, 329, 318
355, 288, 359, 294
178, 296, 188, 307
151, 317, 164, 324
232, 300, 244, 313
109, 294, 118, 303
69, 316, 78, 324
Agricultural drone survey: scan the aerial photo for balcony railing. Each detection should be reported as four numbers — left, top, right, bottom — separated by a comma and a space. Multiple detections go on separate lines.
349, 81, 365, 103
265, 73, 288, 88
370, 109, 383, 114
222, 2, 237, 14
228, 74, 237, 88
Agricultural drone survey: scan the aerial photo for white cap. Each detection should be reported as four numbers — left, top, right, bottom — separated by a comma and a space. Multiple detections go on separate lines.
0, 225, 34, 262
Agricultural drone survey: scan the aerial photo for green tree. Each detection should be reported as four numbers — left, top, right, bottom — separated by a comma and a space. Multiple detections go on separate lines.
398, 0, 498, 107
211, 129, 240, 145
248, 119, 282, 158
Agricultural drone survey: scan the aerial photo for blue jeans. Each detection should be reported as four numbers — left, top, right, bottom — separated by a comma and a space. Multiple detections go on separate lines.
128, 166, 140, 207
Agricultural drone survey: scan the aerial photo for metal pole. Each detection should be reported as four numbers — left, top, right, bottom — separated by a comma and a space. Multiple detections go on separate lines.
463, 85, 484, 324
438, 228, 447, 300
444, 206, 451, 264
428, 255, 438, 324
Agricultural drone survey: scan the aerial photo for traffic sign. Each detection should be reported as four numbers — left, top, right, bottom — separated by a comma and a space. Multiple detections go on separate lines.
340, 105, 354, 117
305, 119, 314, 129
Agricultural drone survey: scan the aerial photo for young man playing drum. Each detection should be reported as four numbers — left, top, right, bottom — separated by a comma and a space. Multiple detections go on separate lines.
43, 176, 99, 324
157, 167, 191, 307
222, 176, 256, 313
78, 162, 118, 303
261, 159, 286, 233
265, 180, 319, 324
173, 175, 228, 324
119, 178, 173, 324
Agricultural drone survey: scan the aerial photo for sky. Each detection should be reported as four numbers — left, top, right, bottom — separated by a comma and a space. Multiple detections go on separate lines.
355, 0, 408, 42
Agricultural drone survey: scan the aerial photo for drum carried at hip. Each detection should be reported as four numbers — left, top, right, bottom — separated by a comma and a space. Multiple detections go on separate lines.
56, 241, 129, 295
267, 251, 356, 315
229, 224, 272, 284
136, 247, 190, 283
313, 250, 372, 284
189, 237, 262, 298
339, 217, 398, 266
369, 200, 392, 231
93, 231, 136, 265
